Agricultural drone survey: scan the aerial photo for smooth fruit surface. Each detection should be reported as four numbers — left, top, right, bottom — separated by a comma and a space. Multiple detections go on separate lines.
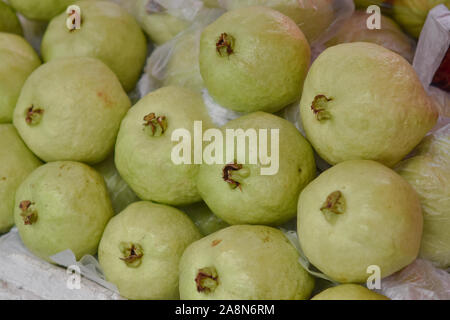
9, 0, 79, 21
98, 201, 201, 300
13, 57, 130, 164
297, 160, 423, 283
300, 42, 437, 167
179, 225, 314, 300
14, 161, 113, 261
0, 2, 22, 34
311, 284, 390, 300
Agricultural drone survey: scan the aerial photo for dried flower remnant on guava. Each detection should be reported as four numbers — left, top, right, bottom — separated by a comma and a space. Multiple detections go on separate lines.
143, 113, 167, 137
311, 95, 332, 121
216, 33, 235, 57
120, 242, 144, 268
320, 191, 345, 216
222, 163, 250, 190
195, 267, 219, 293
25, 105, 44, 125
19, 200, 37, 225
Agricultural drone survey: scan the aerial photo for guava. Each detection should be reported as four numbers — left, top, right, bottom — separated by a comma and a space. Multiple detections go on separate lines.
197, 112, 316, 226
93, 153, 139, 214
180, 202, 229, 236
0, 2, 22, 35
199, 6, 311, 113
393, 0, 450, 38
297, 160, 423, 283
221, 0, 334, 43
0, 33, 40, 123
13, 57, 131, 164
311, 284, 390, 300
8, 0, 79, 21
115, 86, 213, 206
326, 10, 414, 62
14, 161, 113, 262
0, 125, 41, 233
179, 225, 314, 299
99, 201, 201, 300
300, 42, 438, 167
41, 0, 147, 92
203, 0, 221, 8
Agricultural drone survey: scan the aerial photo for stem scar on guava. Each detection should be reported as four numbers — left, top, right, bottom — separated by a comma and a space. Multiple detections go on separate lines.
25, 105, 44, 125
120, 243, 144, 268
216, 33, 235, 57
311, 95, 333, 121
320, 191, 345, 215
195, 267, 219, 293
143, 113, 167, 137
223, 162, 249, 190
19, 200, 38, 225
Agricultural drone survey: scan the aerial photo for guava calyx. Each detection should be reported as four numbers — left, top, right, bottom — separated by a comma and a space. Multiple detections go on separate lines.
320, 191, 346, 215
195, 267, 219, 294
19, 200, 38, 225
222, 162, 249, 190
119, 242, 144, 268
143, 113, 167, 137
311, 95, 332, 121
146, 0, 165, 14
216, 33, 235, 57
25, 106, 44, 125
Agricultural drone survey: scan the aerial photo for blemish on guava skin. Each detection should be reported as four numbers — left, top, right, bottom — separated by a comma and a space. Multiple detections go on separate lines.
120, 243, 144, 268
143, 113, 167, 137
320, 191, 346, 215
25, 105, 44, 125
19, 200, 38, 225
222, 162, 249, 190
311, 95, 333, 121
211, 239, 222, 247
146, 0, 164, 13
0, 177, 6, 181
216, 33, 235, 57
195, 267, 219, 293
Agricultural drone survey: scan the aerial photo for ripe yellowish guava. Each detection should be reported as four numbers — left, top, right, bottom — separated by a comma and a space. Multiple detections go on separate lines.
0, 124, 41, 233
200, 6, 311, 113
0, 2, 22, 34
297, 160, 423, 283
393, 0, 450, 38
311, 284, 390, 300
13, 57, 131, 164
14, 161, 114, 262
41, 0, 147, 92
180, 202, 229, 236
98, 201, 201, 300
115, 86, 213, 206
300, 42, 437, 167
221, 0, 334, 43
179, 225, 315, 299
8, 0, 80, 21
326, 10, 414, 62
0, 33, 40, 123
197, 112, 316, 226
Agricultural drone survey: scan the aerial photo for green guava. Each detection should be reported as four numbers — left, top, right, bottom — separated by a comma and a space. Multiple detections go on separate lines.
221, 0, 334, 43
300, 42, 438, 167
0, 124, 41, 233
326, 11, 414, 62
115, 86, 213, 206
13, 57, 131, 164
0, 2, 22, 34
14, 161, 113, 262
393, 0, 450, 38
179, 225, 315, 299
311, 284, 390, 300
203, 0, 221, 8
93, 153, 139, 214
0, 33, 40, 123
41, 0, 147, 92
98, 201, 201, 300
297, 160, 423, 283
197, 112, 316, 226
180, 202, 229, 236
8, 0, 78, 21
199, 6, 311, 113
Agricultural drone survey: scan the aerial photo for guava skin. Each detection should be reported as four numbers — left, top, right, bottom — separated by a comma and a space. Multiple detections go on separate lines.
311, 284, 390, 300
222, 0, 334, 43
13, 57, 131, 164
0, 125, 41, 233
199, 6, 311, 113
297, 160, 423, 283
197, 112, 316, 226
98, 201, 201, 300
8, 0, 80, 21
41, 0, 147, 92
0, 2, 22, 35
115, 86, 213, 206
393, 0, 450, 38
300, 42, 438, 167
14, 161, 114, 262
179, 225, 315, 300
0, 33, 40, 123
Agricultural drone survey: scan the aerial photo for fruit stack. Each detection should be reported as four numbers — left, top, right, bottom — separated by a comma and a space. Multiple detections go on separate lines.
0, 0, 449, 300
